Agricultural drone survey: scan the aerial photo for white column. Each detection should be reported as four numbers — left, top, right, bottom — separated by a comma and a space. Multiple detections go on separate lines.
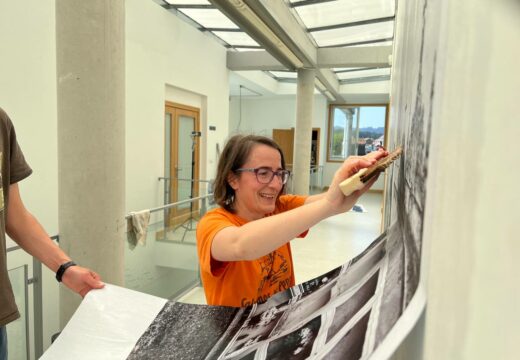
56, 0, 125, 326
292, 68, 315, 195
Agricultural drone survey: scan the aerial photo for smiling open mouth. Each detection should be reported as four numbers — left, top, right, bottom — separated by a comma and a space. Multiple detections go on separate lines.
259, 193, 276, 199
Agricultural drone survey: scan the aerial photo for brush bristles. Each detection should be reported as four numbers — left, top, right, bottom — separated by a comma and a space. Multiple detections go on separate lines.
360, 147, 403, 183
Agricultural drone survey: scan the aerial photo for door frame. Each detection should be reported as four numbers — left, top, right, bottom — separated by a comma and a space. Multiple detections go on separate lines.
165, 101, 201, 227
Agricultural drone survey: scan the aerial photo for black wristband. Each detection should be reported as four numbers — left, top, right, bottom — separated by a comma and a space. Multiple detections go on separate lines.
56, 261, 77, 282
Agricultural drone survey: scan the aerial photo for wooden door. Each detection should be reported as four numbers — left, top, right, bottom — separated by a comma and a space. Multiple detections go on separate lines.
272, 129, 294, 169
165, 102, 200, 227
272, 128, 320, 170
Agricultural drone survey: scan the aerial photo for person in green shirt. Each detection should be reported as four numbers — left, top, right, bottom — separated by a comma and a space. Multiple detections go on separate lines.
0, 107, 104, 359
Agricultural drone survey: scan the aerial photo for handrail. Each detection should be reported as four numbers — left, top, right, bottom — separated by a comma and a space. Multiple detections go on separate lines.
158, 177, 212, 183
6, 234, 58, 358
7, 234, 59, 253
6, 244, 22, 253
126, 193, 214, 219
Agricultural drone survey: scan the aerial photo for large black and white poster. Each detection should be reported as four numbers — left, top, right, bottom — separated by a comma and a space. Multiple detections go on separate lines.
127, 236, 386, 359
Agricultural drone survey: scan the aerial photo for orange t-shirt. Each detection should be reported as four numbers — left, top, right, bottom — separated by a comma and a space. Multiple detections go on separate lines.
196, 195, 308, 307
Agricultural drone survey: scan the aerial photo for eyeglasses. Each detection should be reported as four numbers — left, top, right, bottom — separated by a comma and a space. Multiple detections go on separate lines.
235, 167, 291, 185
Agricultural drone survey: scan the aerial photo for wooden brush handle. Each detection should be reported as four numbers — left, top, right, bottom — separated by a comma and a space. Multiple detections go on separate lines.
339, 169, 368, 196
339, 147, 402, 196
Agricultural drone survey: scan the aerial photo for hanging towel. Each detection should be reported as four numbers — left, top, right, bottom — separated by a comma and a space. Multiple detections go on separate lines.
126, 210, 151, 249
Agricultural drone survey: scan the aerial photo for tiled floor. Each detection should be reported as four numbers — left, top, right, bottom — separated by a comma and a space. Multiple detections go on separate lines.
178, 191, 383, 305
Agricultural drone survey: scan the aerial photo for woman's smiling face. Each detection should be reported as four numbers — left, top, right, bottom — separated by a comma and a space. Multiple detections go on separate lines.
228, 144, 284, 221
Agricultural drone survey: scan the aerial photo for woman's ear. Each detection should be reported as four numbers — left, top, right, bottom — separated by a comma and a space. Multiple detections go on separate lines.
227, 173, 239, 190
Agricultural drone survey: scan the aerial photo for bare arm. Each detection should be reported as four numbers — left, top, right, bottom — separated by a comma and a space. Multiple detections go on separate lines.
303, 191, 327, 204
213, 198, 334, 261
6, 183, 104, 297
211, 151, 387, 262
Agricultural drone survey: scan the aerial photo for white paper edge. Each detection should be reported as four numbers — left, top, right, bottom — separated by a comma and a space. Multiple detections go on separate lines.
40, 284, 168, 360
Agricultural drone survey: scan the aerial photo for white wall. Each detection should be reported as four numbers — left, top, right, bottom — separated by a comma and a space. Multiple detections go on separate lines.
229, 95, 328, 138
125, 0, 229, 213
420, 0, 520, 359
0, 0, 60, 353
229, 94, 329, 183
0, 2, 58, 233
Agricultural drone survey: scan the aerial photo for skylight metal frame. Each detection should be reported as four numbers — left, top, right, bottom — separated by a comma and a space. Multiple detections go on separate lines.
306, 16, 395, 33
289, 0, 338, 7
340, 75, 391, 84
158, 0, 265, 52
153, 0, 395, 91
320, 37, 394, 49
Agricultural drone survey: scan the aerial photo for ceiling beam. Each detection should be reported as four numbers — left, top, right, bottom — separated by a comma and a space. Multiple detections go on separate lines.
209, 0, 304, 69
210, 0, 346, 101
227, 51, 287, 71
246, 0, 352, 102
243, 0, 317, 67
317, 46, 392, 68
317, 69, 341, 101
227, 47, 392, 71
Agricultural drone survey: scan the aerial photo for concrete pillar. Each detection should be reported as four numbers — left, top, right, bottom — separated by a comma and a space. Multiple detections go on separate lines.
292, 68, 315, 195
56, 0, 125, 326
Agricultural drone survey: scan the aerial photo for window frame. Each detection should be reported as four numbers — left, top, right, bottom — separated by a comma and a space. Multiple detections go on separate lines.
326, 103, 389, 163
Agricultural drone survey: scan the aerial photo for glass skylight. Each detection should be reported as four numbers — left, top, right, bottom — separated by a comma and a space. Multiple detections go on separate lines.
311, 21, 394, 47
155, 0, 395, 87
178, 8, 238, 29
336, 67, 391, 81
269, 71, 298, 80
291, 0, 394, 29
212, 31, 260, 47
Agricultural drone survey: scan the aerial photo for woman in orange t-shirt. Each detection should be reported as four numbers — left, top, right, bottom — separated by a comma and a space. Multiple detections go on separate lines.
196, 134, 387, 307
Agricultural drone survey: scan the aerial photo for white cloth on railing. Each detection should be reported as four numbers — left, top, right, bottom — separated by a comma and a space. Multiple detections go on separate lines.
126, 210, 151, 249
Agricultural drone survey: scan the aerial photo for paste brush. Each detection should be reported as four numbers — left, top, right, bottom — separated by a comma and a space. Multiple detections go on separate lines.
339, 146, 403, 196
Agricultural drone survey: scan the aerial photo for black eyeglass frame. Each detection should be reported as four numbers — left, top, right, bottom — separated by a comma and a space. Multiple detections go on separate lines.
234, 167, 291, 185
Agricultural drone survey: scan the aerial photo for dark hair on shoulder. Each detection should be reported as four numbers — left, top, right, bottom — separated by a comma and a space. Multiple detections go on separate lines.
213, 134, 287, 213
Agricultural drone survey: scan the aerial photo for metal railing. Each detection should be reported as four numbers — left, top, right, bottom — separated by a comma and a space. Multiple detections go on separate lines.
125, 193, 216, 300
157, 177, 213, 207
286, 165, 324, 193
125, 193, 214, 219
6, 235, 57, 359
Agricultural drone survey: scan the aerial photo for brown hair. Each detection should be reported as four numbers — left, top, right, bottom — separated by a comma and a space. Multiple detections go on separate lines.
213, 134, 287, 212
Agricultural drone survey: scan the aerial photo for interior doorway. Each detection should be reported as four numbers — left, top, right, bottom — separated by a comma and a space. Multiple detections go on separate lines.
273, 127, 322, 192
164, 102, 200, 228
272, 127, 321, 168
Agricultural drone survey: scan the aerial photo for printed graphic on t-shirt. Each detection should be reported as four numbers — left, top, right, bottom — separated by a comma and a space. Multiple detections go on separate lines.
255, 251, 291, 301
238, 250, 292, 307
